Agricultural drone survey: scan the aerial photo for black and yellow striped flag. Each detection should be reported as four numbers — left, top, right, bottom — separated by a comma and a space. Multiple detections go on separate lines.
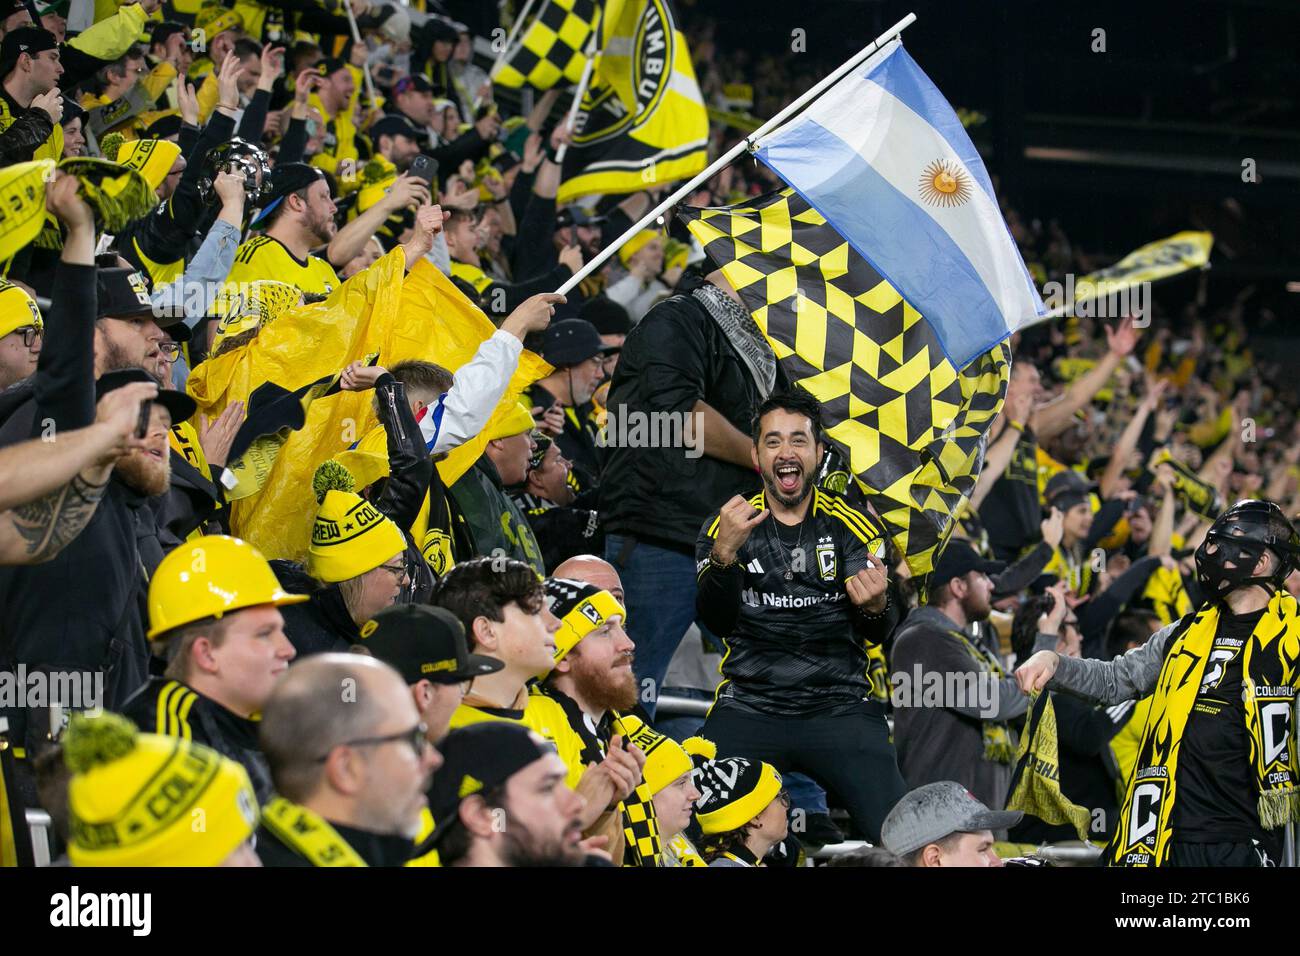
492, 0, 600, 90
679, 189, 1010, 576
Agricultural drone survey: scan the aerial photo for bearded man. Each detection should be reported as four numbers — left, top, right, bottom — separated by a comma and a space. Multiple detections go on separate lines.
693, 388, 907, 844
0, 367, 193, 780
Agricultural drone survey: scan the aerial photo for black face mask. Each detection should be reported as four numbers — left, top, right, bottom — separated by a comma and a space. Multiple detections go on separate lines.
1194, 533, 1272, 601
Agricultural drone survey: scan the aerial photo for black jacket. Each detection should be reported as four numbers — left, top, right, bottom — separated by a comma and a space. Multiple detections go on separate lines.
273, 562, 361, 657
600, 275, 774, 550
255, 813, 415, 867
369, 375, 435, 602
0, 93, 54, 164
448, 457, 545, 574
122, 677, 275, 802
0, 476, 162, 752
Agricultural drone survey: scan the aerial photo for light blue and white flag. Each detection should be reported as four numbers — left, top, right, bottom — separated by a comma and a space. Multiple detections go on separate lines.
753, 39, 1044, 368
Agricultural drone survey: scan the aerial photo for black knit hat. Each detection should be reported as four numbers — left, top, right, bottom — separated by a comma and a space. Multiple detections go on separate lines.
693, 757, 783, 835
579, 296, 630, 337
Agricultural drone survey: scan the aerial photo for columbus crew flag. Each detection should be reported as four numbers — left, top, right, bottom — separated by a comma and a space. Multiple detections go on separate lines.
492, 0, 600, 90
680, 189, 1010, 576
557, 0, 707, 204
1005, 693, 1094, 842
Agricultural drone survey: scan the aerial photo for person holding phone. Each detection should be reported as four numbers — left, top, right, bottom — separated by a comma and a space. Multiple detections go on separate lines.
694, 388, 907, 844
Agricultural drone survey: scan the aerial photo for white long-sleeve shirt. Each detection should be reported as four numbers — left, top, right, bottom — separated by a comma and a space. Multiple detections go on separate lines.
417, 329, 523, 454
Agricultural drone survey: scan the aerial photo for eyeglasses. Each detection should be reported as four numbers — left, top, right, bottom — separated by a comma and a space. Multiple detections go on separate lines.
315, 722, 429, 762
777, 789, 791, 809
157, 341, 181, 360
13, 326, 41, 348
377, 560, 411, 584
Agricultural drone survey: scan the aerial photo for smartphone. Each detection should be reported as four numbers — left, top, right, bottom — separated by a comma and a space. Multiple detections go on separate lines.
409, 154, 438, 188
135, 401, 151, 439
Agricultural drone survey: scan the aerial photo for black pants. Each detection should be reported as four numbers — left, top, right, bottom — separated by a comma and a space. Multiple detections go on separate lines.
701, 701, 907, 843
1166, 840, 1275, 867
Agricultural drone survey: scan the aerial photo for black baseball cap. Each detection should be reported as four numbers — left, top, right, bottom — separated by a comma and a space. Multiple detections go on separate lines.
556, 206, 605, 229
538, 319, 606, 367
1044, 469, 1096, 512
427, 723, 558, 845
314, 56, 348, 77
359, 604, 502, 686
393, 74, 433, 96
250, 163, 325, 227
1, 27, 57, 77
96, 367, 197, 425
96, 268, 157, 321
930, 539, 1005, 590
369, 114, 419, 144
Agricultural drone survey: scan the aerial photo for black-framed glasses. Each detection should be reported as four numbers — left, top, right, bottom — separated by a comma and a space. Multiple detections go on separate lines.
377, 559, 411, 584
315, 722, 429, 762
777, 789, 791, 809
157, 341, 182, 360
13, 326, 41, 349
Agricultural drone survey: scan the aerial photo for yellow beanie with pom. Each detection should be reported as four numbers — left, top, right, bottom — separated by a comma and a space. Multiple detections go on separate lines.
64, 713, 258, 867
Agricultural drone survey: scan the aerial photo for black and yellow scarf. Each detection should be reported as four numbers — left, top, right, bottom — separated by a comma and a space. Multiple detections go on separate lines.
1108, 592, 1300, 866
261, 797, 367, 867
948, 628, 1016, 764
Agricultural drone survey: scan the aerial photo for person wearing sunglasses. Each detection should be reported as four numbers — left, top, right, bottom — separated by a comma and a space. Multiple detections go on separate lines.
256, 653, 442, 866
0, 280, 42, 391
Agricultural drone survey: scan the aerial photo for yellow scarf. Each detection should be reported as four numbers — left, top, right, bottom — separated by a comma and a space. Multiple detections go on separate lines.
948, 629, 1016, 764
261, 797, 367, 867
1108, 592, 1300, 866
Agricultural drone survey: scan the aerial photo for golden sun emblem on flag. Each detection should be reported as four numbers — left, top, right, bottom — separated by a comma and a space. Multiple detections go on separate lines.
919, 159, 972, 207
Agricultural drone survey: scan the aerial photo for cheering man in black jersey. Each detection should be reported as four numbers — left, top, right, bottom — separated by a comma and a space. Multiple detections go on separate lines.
695, 389, 906, 842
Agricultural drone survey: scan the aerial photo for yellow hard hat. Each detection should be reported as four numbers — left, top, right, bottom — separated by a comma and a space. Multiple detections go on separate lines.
147, 534, 308, 640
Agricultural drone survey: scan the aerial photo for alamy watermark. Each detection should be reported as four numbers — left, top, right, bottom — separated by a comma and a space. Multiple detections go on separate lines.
0, 666, 103, 712
597, 405, 704, 459
890, 664, 999, 719
1040, 275, 1151, 325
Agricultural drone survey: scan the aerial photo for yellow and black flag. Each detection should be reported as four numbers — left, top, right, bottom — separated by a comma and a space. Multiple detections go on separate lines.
679, 189, 1010, 576
492, 0, 601, 90
557, 0, 707, 204
1005, 692, 1094, 843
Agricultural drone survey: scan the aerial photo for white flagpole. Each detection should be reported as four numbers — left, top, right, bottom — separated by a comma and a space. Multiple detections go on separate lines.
554, 11, 918, 297
554, 32, 599, 165
344, 1, 379, 112
490, 0, 539, 80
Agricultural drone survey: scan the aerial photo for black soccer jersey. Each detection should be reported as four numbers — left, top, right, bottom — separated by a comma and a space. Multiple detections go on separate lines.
695, 487, 899, 718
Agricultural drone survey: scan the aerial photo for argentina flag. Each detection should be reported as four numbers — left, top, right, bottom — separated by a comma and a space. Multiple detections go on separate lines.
753, 38, 1044, 368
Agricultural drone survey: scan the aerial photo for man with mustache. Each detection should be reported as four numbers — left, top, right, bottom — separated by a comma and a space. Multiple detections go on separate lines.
121, 534, 306, 801
694, 387, 907, 844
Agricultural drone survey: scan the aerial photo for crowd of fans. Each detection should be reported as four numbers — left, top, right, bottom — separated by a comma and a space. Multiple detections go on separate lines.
0, 0, 1296, 869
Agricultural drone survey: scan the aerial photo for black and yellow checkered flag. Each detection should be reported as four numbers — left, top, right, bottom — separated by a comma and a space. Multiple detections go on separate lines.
621, 780, 662, 867
679, 189, 1011, 576
492, 0, 600, 90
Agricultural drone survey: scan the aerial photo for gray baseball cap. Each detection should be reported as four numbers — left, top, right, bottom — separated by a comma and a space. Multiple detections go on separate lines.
881, 781, 1023, 856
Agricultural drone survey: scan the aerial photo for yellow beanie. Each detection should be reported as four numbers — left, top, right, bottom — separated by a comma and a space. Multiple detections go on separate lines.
617, 230, 659, 267
662, 238, 689, 273
613, 715, 702, 795
484, 402, 536, 442
113, 139, 182, 193
544, 577, 625, 662
0, 279, 42, 340
308, 490, 407, 583
64, 713, 257, 867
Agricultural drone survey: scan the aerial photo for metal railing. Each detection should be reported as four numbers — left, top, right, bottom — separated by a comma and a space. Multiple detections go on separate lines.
25, 809, 52, 868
